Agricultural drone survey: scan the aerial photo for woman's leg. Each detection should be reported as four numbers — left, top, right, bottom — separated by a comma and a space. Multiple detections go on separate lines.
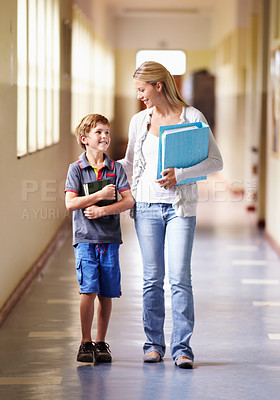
134, 203, 166, 357
166, 210, 196, 361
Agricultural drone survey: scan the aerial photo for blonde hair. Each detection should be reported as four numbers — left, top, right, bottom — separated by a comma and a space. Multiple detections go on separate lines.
75, 114, 110, 150
133, 61, 189, 108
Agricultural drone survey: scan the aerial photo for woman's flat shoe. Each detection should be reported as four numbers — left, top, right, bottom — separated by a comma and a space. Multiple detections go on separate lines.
143, 351, 162, 363
175, 356, 193, 369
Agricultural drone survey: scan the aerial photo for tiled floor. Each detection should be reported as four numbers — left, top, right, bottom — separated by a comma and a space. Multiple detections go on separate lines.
1, 175, 280, 400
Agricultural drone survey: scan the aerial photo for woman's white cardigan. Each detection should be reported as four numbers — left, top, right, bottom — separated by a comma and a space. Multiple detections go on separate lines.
119, 106, 223, 217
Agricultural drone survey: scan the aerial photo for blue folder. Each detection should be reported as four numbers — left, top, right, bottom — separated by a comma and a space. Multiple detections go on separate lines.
157, 122, 209, 185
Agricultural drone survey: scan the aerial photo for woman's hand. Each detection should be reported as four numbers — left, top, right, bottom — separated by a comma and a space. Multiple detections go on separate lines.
155, 168, 177, 189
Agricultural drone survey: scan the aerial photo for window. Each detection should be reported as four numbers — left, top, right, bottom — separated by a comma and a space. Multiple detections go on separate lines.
17, 0, 60, 157
136, 50, 186, 75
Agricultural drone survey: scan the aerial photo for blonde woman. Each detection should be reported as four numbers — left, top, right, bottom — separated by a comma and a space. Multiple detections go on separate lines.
119, 61, 223, 369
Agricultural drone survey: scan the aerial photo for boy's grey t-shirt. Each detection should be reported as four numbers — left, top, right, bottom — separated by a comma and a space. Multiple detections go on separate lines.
65, 152, 131, 245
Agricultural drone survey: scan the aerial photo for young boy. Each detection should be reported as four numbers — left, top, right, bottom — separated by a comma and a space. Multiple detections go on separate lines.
65, 114, 134, 363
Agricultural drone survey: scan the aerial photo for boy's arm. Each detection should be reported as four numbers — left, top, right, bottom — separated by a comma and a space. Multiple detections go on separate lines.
83, 189, 135, 220
65, 184, 116, 212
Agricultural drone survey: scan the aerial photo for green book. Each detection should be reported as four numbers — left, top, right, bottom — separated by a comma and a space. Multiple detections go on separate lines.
83, 178, 116, 207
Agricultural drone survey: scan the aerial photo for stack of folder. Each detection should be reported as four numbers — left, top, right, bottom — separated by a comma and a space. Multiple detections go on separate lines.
157, 122, 209, 185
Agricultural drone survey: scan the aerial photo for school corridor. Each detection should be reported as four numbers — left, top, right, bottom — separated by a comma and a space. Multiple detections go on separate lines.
0, 175, 280, 400
1, 0, 280, 399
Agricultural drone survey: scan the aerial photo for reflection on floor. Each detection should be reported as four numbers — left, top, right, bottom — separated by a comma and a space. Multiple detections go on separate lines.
1, 174, 280, 400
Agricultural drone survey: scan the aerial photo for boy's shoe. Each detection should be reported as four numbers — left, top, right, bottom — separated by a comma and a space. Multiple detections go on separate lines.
94, 341, 112, 363
77, 341, 94, 363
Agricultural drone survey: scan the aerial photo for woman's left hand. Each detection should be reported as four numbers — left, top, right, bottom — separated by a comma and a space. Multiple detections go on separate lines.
155, 168, 177, 189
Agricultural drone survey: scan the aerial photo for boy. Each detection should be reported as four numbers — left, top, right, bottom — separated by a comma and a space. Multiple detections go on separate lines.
65, 114, 134, 363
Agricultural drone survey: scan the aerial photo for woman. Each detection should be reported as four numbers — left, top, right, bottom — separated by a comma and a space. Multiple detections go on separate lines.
119, 61, 223, 369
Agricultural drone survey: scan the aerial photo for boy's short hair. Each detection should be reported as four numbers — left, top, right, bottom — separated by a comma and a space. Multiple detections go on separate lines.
75, 114, 110, 150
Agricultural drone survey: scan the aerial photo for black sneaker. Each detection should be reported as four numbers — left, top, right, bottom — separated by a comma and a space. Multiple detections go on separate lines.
94, 341, 112, 363
77, 341, 94, 363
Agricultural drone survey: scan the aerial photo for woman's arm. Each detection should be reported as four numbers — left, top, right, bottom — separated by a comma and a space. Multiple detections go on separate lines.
117, 115, 137, 175
172, 109, 223, 184
174, 129, 223, 184
156, 110, 223, 189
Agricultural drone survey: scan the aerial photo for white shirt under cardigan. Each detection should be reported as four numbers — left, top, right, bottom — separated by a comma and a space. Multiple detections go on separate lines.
136, 132, 177, 204
119, 106, 223, 217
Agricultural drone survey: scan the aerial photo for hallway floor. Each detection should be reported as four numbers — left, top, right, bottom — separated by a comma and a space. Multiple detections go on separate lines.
1, 176, 280, 400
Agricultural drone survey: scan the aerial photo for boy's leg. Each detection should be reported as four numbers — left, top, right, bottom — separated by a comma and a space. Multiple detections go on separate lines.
77, 292, 96, 362
74, 243, 100, 343
94, 242, 121, 363
80, 292, 97, 343
95, 295, 112, 342
74, 243, 101, 362
94, 296, 113, 362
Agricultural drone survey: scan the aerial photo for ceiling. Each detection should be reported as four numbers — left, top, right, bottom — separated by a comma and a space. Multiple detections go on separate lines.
105, 0, 220, 17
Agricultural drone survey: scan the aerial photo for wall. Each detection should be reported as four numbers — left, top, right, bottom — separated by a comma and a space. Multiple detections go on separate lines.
245, 0, 270, 221
0, 0, 115, 315
212, 0, 278, 236
74, 0, 115, 45
0, 0, 74, 312
211, 0, 270, 224
211, 0, 238, 45
211, 0, 250, 189
266, 0, 280, 249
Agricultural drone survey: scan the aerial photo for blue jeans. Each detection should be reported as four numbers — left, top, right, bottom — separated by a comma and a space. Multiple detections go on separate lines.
134, 202, 196, 361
